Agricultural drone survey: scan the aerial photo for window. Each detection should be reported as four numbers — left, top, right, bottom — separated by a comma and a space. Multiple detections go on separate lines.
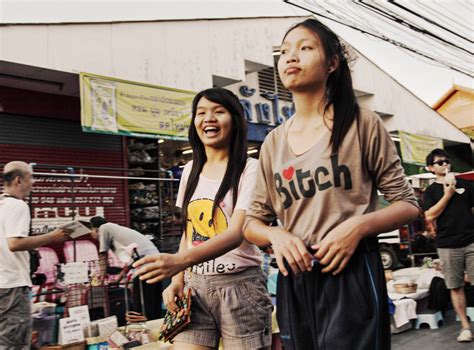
257, 57, 292, 102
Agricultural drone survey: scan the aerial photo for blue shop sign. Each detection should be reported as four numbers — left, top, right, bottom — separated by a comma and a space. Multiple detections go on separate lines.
237, 85, 294, 142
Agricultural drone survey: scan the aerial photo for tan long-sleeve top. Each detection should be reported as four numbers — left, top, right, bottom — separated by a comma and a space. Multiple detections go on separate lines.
246, 108, 419, 246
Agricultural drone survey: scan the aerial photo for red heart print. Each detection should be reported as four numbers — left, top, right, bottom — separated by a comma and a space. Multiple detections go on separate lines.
283, 166, 294, 180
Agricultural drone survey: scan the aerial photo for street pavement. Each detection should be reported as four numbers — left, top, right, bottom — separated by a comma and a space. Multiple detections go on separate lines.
392, 310, 473, 349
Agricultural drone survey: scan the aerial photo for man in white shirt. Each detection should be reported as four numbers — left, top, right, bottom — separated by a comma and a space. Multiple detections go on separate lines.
0, 161, 70, 349
89, 216, 162, 321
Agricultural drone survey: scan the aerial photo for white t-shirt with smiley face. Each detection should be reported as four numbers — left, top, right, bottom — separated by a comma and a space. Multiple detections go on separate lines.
176, 158, 262, 275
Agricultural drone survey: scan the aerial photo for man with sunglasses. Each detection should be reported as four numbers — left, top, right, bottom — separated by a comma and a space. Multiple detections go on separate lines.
423, 149, 474, 343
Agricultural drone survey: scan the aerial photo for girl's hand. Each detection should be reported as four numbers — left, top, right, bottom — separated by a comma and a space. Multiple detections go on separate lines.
269, 227, 313, 276
133, 253, 187, 283
162, 279, 185, 313
312, 217, 363, 275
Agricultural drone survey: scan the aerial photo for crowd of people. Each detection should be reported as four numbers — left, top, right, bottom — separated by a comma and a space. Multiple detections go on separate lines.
0, 18, 472, 349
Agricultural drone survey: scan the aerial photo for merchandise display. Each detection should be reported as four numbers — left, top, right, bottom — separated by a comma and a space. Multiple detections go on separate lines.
127, 138, 185, 253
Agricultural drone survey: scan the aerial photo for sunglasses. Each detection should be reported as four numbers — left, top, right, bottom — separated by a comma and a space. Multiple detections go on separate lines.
432, 159, 450, 166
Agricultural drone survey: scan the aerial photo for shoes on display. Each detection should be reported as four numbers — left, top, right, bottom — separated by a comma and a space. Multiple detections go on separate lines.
143, 143, 158, 150
144, 184, 157, 191
130, 191, 158, 206
131, 206, 160, 219
128, 140, 145, 151
457, 329, 472, 342
129, 182, 145, 190
129, 150, 155, 164
129, 167, 146, 177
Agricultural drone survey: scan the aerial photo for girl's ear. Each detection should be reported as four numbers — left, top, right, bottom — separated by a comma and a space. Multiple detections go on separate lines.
328, 55, 339, 74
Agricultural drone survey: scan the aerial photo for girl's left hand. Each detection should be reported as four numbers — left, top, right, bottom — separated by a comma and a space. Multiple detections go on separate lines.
311, 217, 364, 275
133, 253, 186, 283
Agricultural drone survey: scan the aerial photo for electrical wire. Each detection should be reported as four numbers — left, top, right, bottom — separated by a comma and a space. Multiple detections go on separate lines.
379, 1, 472, 46
376, 1, 470, 46
414, 0, 468, 34
325, 1, 471, 72
456, 0, 473, 13
388, 0, 472, 43
283, 0, 473, 77
369, 1, 472, 66
348, 2, 462, 59
366, 1, 473, 71
357, 0, 472, 55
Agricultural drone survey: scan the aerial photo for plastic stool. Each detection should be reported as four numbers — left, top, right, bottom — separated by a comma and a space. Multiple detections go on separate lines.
456, 307, 474, 322
415, 311, 444, 329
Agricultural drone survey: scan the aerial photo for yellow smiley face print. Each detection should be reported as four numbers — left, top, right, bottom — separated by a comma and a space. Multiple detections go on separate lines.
187, 198, 228, 246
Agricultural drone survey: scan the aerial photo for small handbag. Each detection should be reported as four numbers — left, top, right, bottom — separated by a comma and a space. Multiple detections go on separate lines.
159, 289, 192, 343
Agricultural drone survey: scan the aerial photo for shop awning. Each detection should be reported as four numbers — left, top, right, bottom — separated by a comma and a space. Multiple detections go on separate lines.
456, 171, 474, 181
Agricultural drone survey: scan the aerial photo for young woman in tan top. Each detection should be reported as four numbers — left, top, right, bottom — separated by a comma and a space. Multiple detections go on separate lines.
244, 19, 420, 350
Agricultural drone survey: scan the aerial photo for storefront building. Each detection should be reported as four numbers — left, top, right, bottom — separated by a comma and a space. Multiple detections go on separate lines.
1, 14, 471, 251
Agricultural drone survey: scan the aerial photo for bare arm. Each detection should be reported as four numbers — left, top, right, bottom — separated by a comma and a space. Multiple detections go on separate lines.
163, 233, 188, 313
245, 201, 420, 277
180, 209, 244, 267
424, 183, 456, 222
243, 218, 272, 247
244, 218, 313, 277
313, 201, 420, 274
171, 231, 188, 284
8, 229, 70, 251
133, 209, 245, 283
349, 201, 420, 238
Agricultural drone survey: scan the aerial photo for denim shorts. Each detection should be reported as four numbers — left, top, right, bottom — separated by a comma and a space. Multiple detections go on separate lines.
173, 267, 273, 349
0, 286, 31, 349
437, 243, 474, 289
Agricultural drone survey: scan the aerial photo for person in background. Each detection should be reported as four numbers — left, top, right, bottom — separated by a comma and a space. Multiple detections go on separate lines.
423, 148, 474, 342
0, 161, 70, 349
243, 19, 420, 350
134, 88, 272, 350
89, 216, 162, 321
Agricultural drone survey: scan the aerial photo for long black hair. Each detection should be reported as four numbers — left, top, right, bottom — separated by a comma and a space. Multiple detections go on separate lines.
282, 18, 359, 154
181, 88, 248, 232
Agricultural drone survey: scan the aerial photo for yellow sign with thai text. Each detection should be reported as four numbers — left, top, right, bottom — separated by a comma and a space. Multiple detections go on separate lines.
80, 73, 195, 140
399, 131, 443, 165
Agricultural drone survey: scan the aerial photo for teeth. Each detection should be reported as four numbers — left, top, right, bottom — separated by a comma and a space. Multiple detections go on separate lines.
204, 127, 218, 133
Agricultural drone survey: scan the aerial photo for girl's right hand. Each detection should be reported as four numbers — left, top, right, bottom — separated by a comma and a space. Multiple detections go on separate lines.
269, 227, 313, 276
162, 278, 185, 313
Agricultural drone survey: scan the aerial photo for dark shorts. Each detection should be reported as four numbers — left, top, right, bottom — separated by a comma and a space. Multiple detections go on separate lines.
173, 267, 273, 349
277, 239, 390, 350
0, 286, 32, 349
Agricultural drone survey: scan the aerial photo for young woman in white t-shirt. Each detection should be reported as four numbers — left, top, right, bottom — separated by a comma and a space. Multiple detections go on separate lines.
135, 88, 272, 349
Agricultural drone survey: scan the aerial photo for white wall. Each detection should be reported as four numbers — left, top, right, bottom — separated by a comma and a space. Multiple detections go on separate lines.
351, 53, 469, 144
0, 16, 469, 144
0, 17, 302, 92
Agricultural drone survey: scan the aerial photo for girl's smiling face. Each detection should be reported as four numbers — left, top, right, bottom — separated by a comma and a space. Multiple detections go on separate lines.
194, 97, 233, 150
